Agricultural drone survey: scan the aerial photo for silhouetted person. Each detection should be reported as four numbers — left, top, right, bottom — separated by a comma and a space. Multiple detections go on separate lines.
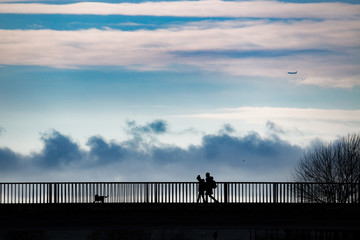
196, 175, 207, 203
205, 172, 219, 203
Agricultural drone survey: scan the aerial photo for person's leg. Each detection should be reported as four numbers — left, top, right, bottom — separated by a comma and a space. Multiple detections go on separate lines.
210, 195, 219, 203
201, 193, 207, 203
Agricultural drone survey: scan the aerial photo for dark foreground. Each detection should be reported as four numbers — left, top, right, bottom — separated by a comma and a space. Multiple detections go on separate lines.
1, 203, 359, 240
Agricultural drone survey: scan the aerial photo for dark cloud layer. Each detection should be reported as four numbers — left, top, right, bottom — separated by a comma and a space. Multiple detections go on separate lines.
127, 119, 168, 135
0, 120, 303, 181
0, 147, 22, 170
87, 136, 125, 164
34, 130, 83, 168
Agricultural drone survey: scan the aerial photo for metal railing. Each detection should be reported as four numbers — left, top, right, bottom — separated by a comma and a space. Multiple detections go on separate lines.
0, 182, 359, 204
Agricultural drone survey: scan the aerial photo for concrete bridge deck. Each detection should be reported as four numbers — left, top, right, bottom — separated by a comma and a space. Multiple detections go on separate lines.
1, 203, 359, 240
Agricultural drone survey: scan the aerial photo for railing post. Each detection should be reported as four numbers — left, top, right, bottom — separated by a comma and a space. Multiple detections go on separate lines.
273, 183, 278, 203
224, 183, 228, 204
155, 183, 158, 204
48, 183, 52, 204
54, 183, 58, 204
146, 183, 149, 203
300, 184, 304, 203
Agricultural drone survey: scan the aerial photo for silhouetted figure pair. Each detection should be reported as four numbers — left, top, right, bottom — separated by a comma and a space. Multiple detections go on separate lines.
197, 172, 219, 203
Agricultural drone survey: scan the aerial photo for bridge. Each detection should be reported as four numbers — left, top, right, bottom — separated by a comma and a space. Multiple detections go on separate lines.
1, 182, 359, 240
1, 181, 359, 204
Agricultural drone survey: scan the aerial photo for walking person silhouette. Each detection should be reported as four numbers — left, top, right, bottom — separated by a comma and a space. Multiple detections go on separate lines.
205, 172, 219, 203
196, 175, 207, 203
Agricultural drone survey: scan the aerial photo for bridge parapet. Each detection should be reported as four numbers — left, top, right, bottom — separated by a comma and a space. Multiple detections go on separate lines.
1, 182, 359, 204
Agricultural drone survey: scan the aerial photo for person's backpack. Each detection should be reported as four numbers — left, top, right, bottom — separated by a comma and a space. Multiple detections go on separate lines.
211, 179, 217, 189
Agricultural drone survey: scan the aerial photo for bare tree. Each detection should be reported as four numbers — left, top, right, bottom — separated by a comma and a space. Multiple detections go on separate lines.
293, 133, 360, 203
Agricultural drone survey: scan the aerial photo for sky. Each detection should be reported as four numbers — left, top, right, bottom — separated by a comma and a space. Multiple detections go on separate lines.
0, 0, 359, 182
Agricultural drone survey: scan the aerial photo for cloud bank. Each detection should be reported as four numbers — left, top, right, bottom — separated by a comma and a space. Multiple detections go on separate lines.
0, 17, 359, 87
1, 1, 359, 18
0, 120, 303, 182
0, 1, 359, 88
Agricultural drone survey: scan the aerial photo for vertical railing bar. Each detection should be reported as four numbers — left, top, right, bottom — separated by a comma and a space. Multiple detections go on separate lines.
110, 183, 112, 203
252, 183, 254, 203
234, 183, 236, 203
64, 183, 67, 203
246, 183, 249, 203
243, 183, 246, 203
125, 184, 131, 203
174, 182, 176, 203
30, 183, 33, 204
165, 183, 168, 203
39, 183, 44, 204
79, 183, 81, 203
126, 183, 128, 203
15, 184, 17, 204
14, 184, 16, 204
86, 183, 88, 203
72, 183, 75, 203
132, 183, 134, 203
7, 183, 9, 204
19, 183, 24, 204
114, 183, 116, 203
57, 183, 59, 204
3, 183, 5, 204
232, 183, 234, 203
119, 183, 122, 203
11, 184, 13, 204
134, 183, 136, 203
244, 183, 246, 203
188, 183, 190, 203
124, 184, 127, 203
141, 183, 143, 203
255, 184, 258, 203
37, 183, 39, 204
59, 183, 62, 204
138, 183, 141, 203
117, 183, 119, 203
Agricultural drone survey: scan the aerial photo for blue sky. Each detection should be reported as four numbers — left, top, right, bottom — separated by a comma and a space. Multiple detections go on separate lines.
0, 0, 359, 181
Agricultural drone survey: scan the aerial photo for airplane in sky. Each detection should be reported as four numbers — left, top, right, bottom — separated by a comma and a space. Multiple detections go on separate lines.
288, 71, 297, 74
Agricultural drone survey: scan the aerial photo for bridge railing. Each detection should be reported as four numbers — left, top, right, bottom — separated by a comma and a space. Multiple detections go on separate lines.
0, 182, 359, 204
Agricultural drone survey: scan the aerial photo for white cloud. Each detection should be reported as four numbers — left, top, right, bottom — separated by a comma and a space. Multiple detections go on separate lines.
0, 1, 359, 19
178, 107, 360, 122
1, 17, 359, 87
173, 107, 360, 146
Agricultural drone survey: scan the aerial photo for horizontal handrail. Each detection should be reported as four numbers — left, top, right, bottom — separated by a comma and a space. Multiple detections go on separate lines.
0, 182, 359, 204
